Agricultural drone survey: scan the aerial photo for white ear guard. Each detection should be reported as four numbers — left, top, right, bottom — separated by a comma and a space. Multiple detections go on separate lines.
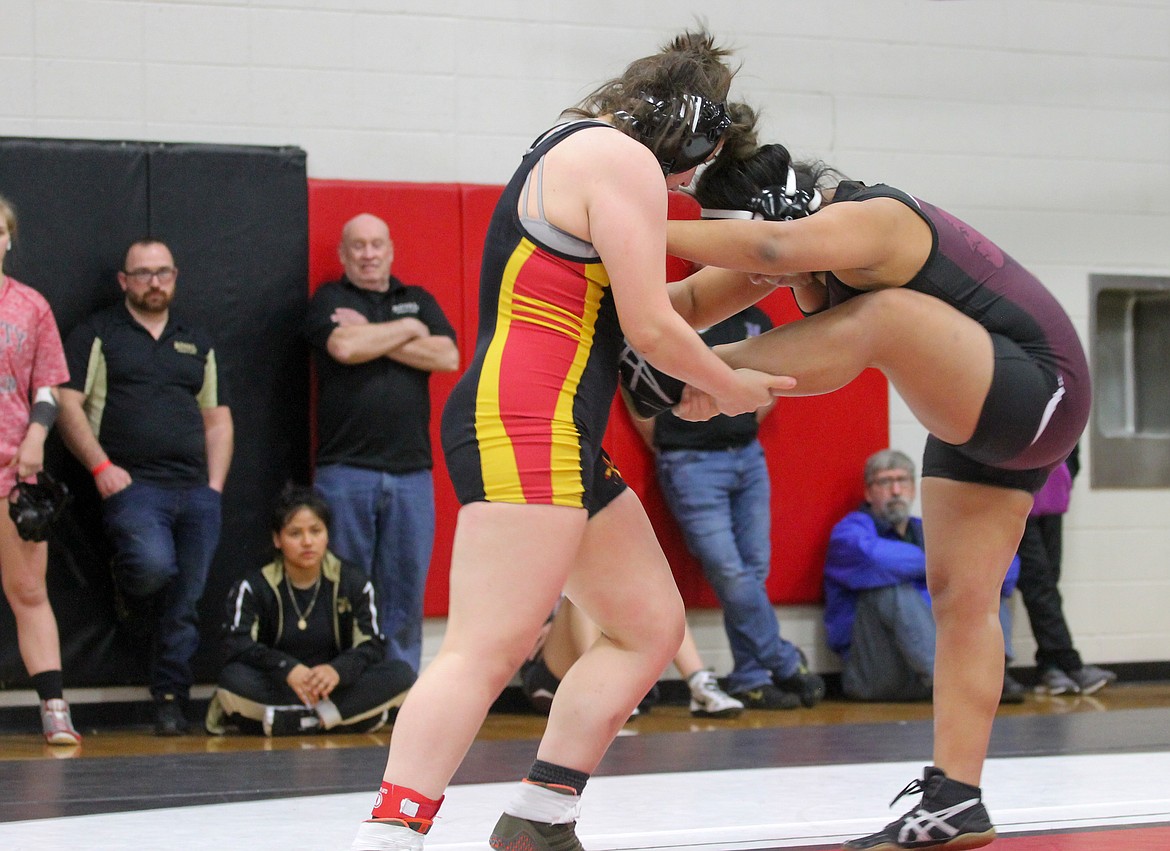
699, 207, 756, 220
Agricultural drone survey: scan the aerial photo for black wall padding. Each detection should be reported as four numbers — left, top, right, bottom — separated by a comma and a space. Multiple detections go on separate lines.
0, 138, 310, 689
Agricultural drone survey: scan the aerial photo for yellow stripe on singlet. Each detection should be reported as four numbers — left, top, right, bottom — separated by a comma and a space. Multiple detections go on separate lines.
475, 240, 532, 502
548, 263, 608, 504
510, 292, 585, 339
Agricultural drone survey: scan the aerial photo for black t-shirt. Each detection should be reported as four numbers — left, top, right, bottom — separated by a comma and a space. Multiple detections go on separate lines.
63, 303, 228, 487
652, 305, 774, 451
305, 276, 456, 473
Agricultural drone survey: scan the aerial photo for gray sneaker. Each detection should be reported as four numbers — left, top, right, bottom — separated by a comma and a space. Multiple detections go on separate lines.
1070, 664, 1117, 695
489, 814, 584, 851
1035, 667, 1079, 696
40, 699, 82, 745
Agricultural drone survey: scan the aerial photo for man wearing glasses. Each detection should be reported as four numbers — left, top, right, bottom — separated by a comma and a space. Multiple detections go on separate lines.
822, 449, 1025, 704
57, 239, 234, 735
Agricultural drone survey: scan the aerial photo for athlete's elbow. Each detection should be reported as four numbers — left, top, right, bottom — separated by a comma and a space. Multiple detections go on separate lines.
753, 237, 787, 273
623, 324, 669, 360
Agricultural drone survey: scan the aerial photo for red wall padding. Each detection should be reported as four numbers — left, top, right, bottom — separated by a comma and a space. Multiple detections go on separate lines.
308, 179, 888, 615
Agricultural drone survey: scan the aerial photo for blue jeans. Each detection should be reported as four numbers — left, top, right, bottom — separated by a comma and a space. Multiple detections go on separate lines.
314, 464, 435, 673
102, 482, 222, 700
655, 441, 801, 693
842, 583, 1016, 701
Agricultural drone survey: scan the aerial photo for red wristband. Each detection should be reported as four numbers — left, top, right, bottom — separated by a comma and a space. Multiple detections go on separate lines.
91, 459, 113, 477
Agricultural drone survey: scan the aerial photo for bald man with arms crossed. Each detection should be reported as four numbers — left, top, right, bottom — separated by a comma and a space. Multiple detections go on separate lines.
305, 214, 459, 675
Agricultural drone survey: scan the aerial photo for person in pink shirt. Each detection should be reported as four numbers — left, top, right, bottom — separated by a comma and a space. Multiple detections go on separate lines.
0, 193, 81, 745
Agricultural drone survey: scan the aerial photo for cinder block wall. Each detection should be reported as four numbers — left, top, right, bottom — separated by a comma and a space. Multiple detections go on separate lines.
4, 0, 1168, 676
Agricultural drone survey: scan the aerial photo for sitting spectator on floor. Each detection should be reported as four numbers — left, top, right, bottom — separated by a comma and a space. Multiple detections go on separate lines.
520, 596, 743, 719
204, 485, 415, 736
1016, 443, 1116, 696
824, 449, 1025, 703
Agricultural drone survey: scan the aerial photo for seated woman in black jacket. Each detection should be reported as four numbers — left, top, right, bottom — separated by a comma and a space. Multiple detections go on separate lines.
205, 485, 415, 736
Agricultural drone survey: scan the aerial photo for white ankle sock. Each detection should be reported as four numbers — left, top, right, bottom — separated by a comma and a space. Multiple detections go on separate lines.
504, 781, 582, 825
350, 820, 424, 851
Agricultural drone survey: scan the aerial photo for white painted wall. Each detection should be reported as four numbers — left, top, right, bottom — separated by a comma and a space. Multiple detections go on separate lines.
4, 0, 1168, 676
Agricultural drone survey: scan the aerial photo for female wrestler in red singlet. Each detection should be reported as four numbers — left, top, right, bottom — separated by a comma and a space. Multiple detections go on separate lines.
351, 31, 790, 851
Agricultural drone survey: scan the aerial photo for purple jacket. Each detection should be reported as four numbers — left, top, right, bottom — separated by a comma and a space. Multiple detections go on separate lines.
1030, 461, 1072, 516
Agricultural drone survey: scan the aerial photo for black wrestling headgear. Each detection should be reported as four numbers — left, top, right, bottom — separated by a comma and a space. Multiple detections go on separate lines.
616, 93, 732, 176
700, 161, 822, 221
8, 472, 71, 543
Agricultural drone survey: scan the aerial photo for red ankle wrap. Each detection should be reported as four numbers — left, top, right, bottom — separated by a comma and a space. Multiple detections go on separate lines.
370, 783, 444, 834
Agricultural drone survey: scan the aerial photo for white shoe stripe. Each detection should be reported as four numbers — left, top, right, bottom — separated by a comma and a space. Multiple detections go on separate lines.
898, 797, 980, 842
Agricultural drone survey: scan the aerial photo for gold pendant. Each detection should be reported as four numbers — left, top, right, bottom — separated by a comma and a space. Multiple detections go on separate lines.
297, 618, 307, 630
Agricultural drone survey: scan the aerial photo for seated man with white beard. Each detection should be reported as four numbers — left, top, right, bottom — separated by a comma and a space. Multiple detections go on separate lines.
823, 449, 1025, 703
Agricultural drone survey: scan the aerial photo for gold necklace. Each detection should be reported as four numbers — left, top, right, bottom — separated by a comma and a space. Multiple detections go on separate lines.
286, 575, 323, 631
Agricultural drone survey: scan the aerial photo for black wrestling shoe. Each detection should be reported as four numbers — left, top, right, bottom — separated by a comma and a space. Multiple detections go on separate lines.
618, 341, 684, 419
731, 683, 800, 710
844, 767, 995, 849
489, 813, 585, 851
775, 664, 826, 708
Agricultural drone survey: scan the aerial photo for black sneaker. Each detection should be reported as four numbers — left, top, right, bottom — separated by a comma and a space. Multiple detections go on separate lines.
775, 665, 826, 708
1000, 670, 1026, 705
489, 813, 584, 851
731, 683, 801, 710
263, 705, 321, 736
844, 767, 996, 849
153, 694, 190, 737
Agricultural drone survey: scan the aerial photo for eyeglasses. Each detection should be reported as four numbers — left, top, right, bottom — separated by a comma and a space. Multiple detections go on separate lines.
123, 267, 176, 285
868, 473, 914, 490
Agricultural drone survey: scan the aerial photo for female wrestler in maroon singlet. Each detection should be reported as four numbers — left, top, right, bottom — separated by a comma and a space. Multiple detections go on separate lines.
665, 135, 1089, 850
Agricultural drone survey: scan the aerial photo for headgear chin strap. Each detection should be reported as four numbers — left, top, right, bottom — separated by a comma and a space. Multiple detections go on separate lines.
616, 93, 732, 176
701, 162, 823, 221
8, 472, 71, 543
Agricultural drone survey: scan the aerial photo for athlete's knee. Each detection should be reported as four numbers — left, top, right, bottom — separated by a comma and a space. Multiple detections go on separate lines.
930, 573, 1000, 628
643, 596, 686, 664
849, 288, 919, 341
609, 592, 684, 662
